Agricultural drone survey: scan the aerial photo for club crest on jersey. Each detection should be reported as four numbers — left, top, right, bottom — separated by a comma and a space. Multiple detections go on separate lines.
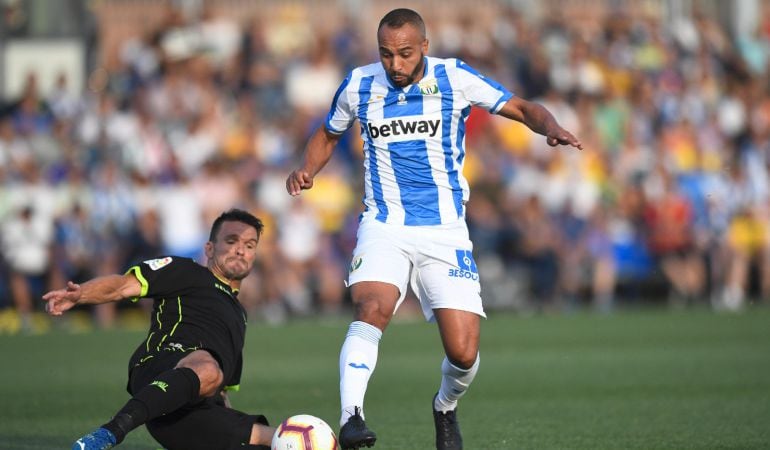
418, 77, 439, 95
144, 257, 172, 271
448, 250, 478, 281
349, 256, 363, 273
397, 93, 407, 105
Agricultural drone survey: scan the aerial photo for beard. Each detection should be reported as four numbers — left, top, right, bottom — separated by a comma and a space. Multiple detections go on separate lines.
221, 258, 251, 280
389, 54, 425, 87
222, 268, 249, 281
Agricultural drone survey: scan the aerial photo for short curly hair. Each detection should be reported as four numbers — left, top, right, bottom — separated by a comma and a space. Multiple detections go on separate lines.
378, 8, 426, 39
208, 209, 264, 242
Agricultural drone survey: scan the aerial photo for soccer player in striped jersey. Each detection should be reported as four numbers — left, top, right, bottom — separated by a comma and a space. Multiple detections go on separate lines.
286, 8, 582, 450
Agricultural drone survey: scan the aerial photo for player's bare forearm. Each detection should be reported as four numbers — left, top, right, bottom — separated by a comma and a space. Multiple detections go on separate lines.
498, 98, 583, 150
301, 127, 338, 176
519, 101, 557, 134
78, 274, 142, 303
286, 126, 341, 195
43, 274, 141, 315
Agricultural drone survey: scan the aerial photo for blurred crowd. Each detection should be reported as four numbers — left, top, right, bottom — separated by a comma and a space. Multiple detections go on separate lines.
2, 1, 770, 332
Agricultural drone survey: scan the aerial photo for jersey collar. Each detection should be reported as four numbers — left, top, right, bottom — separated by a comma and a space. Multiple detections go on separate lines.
212, 271, 239, 295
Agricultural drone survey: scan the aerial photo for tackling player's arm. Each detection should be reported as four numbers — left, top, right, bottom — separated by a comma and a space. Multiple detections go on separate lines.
497, 97, 583, 150
286, 126, 341, 196
43, 273, 143, 316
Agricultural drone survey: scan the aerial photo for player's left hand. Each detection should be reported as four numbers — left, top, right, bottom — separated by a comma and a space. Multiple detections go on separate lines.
546, 127, 583, 150
42, 281, 82, 316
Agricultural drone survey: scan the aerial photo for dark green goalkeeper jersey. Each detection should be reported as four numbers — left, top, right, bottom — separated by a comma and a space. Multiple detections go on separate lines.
125, 256, 247, 390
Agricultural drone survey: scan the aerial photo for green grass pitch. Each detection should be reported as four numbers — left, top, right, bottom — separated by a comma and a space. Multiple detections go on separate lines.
1, 307, 769, 449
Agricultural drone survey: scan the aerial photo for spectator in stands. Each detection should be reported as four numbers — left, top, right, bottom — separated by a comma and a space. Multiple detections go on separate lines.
1, 1, 769, 330
1, 205, 53, 331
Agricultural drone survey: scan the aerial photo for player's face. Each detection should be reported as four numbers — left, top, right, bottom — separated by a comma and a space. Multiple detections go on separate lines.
205, 221, 260, 282
378, 23, 428, 88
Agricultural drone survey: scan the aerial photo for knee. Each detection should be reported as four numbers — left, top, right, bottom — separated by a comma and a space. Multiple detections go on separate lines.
353, 297, 392, 330
196, 361, 224, 396
447, 350, 478, 370
350, 282, 399, 329
443, 333, 479, 369
178, 358, 223, 397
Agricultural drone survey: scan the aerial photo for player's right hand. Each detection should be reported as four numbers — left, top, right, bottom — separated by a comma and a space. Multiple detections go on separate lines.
42, 281, 82, 316
545, 125, 583, 150
286, 170, 314, 196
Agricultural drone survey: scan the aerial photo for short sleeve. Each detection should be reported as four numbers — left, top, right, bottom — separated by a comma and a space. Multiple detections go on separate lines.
324, 73, 355, 134
125, 256, 195, 301
454, 59, 513, 114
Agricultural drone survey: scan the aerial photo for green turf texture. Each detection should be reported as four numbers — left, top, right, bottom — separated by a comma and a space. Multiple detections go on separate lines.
1, 308, 768, 449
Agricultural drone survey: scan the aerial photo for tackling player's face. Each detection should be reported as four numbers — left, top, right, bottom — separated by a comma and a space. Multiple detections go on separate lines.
205, 220, 260, 282
378, 23, 428, 88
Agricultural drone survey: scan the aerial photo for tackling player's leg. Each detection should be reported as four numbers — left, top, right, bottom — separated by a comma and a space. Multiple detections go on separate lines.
72, 427, 117, 450
71, 350, 219, 449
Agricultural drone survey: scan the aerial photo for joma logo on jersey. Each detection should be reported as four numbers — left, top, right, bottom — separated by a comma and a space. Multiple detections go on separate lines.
366, 118, 441, 139
448, 249, 479, 280
150, 380, 169, 392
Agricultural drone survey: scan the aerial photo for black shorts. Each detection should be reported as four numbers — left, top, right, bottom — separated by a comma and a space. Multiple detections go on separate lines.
128, 352, 269, 450
146, 395, 269, 450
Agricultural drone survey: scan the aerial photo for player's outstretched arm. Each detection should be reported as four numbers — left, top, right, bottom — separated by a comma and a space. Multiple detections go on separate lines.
286, 126, 341, 196
497, 97, 583, 150
43, 274, 142, 316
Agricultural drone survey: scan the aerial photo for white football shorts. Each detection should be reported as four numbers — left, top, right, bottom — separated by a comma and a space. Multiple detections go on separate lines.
346, 218, 485, 322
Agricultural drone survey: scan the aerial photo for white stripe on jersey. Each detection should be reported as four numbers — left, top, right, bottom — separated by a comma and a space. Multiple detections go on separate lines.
325, 56, 513, 226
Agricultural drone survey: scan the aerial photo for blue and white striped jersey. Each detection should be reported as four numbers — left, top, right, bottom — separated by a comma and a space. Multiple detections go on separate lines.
325, 56, 513, 226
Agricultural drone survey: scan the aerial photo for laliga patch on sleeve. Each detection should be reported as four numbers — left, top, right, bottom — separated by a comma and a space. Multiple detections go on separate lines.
144, 257, 173, 271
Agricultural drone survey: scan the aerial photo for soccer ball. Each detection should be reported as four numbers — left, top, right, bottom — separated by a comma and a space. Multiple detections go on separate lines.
271, 414, 339, 450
